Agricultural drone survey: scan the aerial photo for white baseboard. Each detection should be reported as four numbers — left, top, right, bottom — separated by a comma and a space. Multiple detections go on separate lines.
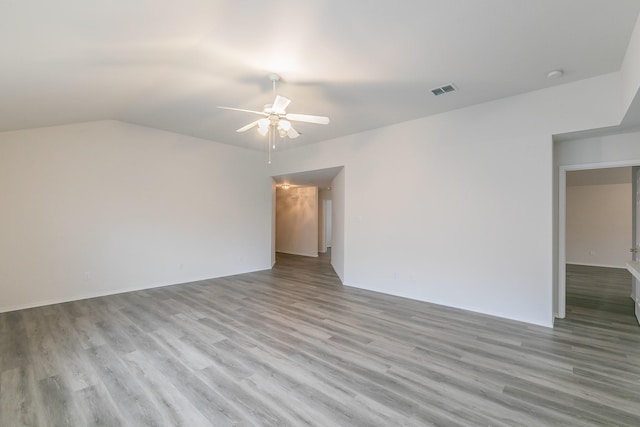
276, 250, 318, 258
0, 266, 269, 314
0, 282, 175, 314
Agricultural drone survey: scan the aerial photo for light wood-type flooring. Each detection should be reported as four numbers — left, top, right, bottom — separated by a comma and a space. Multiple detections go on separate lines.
1, 256, 639, 426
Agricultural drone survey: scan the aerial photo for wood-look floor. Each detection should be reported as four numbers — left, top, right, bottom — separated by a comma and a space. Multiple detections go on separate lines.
1, 257, 639, 426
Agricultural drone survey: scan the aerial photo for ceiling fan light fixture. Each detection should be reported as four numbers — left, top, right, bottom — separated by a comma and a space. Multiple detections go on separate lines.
257, 118, 270, 136
218, 74, 330, 162
278, 119, 291, 131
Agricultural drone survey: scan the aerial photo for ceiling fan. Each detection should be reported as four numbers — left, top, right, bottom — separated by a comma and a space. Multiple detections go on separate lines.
218, 74, 330, 163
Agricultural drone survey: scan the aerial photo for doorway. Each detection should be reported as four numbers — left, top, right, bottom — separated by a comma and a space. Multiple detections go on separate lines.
558, 163, 639, 321
563, 167, 635, 322
270, 166, 345, 282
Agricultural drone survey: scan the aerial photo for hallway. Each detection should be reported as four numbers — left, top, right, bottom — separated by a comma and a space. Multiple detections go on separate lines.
273, 249, 336, 283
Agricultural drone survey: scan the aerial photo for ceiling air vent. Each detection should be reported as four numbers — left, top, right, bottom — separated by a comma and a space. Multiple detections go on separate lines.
431, 83, 457, 96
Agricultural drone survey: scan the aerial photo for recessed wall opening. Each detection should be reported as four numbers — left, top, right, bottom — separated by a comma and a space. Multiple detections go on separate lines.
563, 167, 635, 323
271, 166, 344, 282
554, 127, 640, 327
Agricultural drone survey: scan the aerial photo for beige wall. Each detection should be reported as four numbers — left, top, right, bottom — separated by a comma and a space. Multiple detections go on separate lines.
566, 183, 632, 268
275, 186, 318, 257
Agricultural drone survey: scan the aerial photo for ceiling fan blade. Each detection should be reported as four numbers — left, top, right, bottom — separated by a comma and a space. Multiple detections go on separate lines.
218, 106, 267, 116
287, 127, 300, 139
285, 113, 330, 125
236, 120, 260, 133
271, 95, 291, 114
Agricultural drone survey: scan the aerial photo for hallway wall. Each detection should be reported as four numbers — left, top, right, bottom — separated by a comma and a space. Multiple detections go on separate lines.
566, 183, 632, 268
276, 186, 318, 257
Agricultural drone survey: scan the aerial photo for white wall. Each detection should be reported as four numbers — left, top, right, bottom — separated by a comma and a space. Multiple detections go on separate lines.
622, 14, 640, 114
267, 73, 622, 327
326, 201, 333, 247
566, 183, 632, 268
0, 120, 272, 312
330, 170, 345, 282
555, 132, 640, 166
275, 186, 318, 257
318, 200, 325, 253
271, 180, 277, 266
318, 189, 332, 253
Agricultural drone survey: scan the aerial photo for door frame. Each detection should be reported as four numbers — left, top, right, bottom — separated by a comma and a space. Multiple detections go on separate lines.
319, 199, 327, 254
632, 166, 640, 324
557, 159, 640, 318
325, 199, 332, 248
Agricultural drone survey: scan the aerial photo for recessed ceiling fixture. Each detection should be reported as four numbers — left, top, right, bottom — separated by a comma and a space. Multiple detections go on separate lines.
218, 74, 330, 164
281, 184, 290, 190
431, 83, 457, 96
546, 69, 564, 79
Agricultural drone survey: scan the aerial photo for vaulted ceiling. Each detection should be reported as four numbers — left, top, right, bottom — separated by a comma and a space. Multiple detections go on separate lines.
2, 0, 639, 151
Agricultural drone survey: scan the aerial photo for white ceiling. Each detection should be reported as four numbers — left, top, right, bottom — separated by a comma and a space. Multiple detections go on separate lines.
2, 1, 639, 152
273, 167, 342, 189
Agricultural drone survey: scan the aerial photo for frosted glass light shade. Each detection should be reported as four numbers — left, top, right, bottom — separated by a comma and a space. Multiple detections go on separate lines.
278, 119, 291, 131
257, 118, 269, 136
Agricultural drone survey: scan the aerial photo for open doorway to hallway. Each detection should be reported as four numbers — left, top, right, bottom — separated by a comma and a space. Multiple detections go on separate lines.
271, 166, 344, 280
563, 167, 638, 325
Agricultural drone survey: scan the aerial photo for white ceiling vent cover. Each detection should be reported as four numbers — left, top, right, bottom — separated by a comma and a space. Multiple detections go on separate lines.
431, 84, 457, 96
